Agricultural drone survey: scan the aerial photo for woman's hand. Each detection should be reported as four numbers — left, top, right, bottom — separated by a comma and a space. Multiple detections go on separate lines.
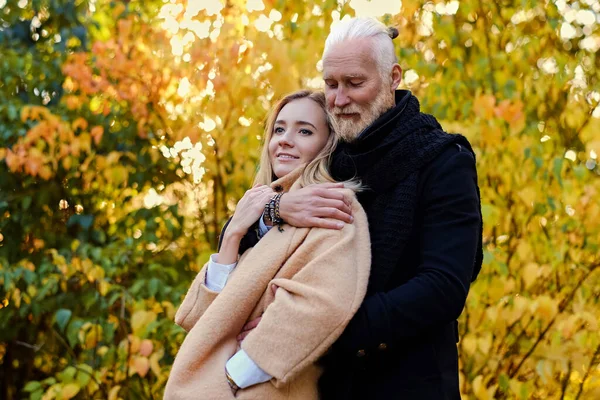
216, 184, 275, 265
227, 184, 276, 239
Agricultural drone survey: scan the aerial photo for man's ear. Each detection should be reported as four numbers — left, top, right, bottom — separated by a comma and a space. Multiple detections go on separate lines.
390, 64, 402, 92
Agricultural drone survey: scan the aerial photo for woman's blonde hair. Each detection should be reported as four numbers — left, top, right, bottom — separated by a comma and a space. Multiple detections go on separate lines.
253, 90, 360, 191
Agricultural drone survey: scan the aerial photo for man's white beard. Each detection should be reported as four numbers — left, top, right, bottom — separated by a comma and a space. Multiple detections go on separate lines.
331, 91, 395, 142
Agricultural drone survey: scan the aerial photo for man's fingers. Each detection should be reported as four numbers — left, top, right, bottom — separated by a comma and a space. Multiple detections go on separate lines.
313, 187, 351, 206
311, 182, 345, 189
306, 217, 345, 230
320, 207, 353, 223
319, 198, 352, 216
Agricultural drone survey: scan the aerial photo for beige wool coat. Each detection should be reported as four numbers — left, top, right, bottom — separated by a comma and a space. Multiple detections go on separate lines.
164, 167, 371, 400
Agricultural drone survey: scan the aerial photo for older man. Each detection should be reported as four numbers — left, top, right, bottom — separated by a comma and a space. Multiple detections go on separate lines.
224, 17, 482, 400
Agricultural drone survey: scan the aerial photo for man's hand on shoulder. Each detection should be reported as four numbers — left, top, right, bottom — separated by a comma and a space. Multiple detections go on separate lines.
279, 183, 354, 229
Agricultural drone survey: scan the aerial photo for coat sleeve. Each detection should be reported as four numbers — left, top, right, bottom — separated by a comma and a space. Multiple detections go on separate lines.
173, 262, 221, 332
174, 218, 236, 332
333, 148, 481, 355
240, 201, 371, 386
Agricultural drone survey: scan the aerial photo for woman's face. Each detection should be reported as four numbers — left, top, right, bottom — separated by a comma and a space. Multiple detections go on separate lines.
269, 98, 330, 179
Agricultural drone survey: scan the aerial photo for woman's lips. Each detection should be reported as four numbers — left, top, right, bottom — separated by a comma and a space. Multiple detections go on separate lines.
276, 154, 299, 161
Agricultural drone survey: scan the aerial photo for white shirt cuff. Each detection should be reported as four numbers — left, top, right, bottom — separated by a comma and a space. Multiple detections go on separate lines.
257, 214, 273, 238
226, 349, 272, 389
204, 254, 237, 292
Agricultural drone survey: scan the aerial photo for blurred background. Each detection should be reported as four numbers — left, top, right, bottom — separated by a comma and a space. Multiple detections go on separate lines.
0, 0, 599, 399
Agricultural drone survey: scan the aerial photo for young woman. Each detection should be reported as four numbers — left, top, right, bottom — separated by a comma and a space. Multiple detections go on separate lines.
164, 90, 371, 400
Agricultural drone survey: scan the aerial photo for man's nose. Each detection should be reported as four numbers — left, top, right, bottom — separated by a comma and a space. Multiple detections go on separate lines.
334, 87, 351, 108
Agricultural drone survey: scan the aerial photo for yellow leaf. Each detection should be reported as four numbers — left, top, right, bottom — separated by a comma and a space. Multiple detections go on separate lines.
61, 383, 80, 400
149, 348, 164, 376
127, 334, 141, 353
518, 187, 537, 207
461, 334, 477, 356
472, 375, 491, 400
522, 263, 539, 289
531, 296, 558, 322
108, 385, 121, 400
99, 280, 110, 296
62, 156, 72, 171
480, 123, 502, 148
131, 310, 157, 335
477, 333, 493, 355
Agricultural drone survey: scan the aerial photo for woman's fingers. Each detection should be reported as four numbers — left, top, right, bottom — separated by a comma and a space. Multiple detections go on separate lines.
241, 316, 262, 332
237, 316, 262, 342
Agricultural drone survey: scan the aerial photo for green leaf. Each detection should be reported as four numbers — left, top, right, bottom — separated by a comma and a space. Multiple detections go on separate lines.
22, 196, 32, 210
30, 389, 43, 400
553, 157, 563, 187
67, 214, 94, 230
56, 366, 77, 383
23, 381, 42, 392
498, 373, 509, 393
66, 319, 84, 347
55, 309, 72, 332
76, 364, 93, 387
149, 278, 160, 298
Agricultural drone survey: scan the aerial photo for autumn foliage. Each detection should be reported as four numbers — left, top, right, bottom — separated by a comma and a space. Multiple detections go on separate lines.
1, 0, 599, 399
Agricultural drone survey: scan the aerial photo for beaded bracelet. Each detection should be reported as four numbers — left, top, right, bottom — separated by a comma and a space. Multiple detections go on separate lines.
273, 192, 284, 232
264, 193, 285, 231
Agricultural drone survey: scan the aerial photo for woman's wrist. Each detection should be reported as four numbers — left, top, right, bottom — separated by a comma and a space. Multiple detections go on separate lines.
223, 224, 246, 241
216, 230, 243, 265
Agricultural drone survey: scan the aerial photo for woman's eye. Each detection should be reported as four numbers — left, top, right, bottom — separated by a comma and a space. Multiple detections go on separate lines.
274, 127, 285, 134
300, 129, 313, 135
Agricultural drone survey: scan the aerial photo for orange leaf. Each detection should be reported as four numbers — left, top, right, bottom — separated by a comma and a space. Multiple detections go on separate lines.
91, 126, 104, 145
72, 117, 88, 132
473, 95, 496, 119
5, 149, 22, 172
132, 356, 150, 377
139, 339, 153, 357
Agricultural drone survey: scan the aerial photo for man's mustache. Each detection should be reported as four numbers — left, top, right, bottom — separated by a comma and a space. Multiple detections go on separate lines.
331, 106, 361, 115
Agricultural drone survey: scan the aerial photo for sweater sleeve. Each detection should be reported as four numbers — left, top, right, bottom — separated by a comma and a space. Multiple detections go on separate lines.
174, 262, 221, 332
333, 148, 481, 355
240, 201, 371, 386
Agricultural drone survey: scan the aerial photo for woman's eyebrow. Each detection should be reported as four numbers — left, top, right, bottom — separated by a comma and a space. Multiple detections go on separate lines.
297, 120, 317, 130
275, 120, 317, 130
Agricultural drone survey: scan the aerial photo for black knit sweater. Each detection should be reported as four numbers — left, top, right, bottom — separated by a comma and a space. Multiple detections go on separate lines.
330, 90, 483, 294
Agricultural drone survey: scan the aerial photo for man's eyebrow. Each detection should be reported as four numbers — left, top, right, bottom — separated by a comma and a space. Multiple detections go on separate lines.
323, 74, 365, 80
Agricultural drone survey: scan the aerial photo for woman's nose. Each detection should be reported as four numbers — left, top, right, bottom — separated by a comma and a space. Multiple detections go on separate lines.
278, 131, 294, 147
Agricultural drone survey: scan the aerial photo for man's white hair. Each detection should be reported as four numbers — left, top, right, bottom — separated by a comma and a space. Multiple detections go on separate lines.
323, 17, 398, 79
